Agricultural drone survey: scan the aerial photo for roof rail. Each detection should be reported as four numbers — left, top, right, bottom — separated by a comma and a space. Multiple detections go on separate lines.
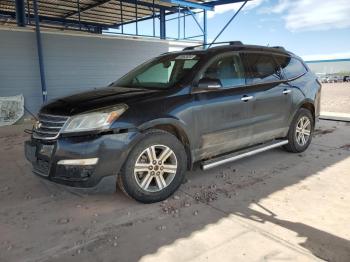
272, 46, 286, 51
183, 41, 243, 51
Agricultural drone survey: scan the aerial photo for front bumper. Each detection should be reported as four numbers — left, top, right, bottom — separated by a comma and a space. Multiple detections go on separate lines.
25, 131, 141, 188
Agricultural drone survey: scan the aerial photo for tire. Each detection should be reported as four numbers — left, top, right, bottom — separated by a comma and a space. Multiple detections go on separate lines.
117, 129, 187, 203
283, 108, 314, 153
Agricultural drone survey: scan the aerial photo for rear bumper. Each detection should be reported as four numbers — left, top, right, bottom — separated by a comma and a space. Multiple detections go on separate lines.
25, 131, 141, 188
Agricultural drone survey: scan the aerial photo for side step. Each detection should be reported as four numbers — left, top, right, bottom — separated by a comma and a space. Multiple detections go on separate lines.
201, 140, 289, 170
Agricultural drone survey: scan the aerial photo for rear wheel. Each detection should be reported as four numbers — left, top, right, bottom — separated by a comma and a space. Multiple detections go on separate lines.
284, 108, 314, 153
117, 130, 187, 203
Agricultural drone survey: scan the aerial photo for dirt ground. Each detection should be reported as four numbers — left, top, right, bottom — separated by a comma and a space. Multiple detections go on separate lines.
0, 119, 350, 262
321, 82, 350, 113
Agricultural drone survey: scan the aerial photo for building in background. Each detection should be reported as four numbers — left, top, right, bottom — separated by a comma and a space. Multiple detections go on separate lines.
303, 53, 350, 76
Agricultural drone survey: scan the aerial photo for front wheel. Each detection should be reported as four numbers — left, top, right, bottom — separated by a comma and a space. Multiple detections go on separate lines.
117, 130, 187, 203
284, 108, 314, 153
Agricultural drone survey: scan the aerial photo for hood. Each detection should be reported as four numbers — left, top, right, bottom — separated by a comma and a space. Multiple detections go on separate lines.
40, 86, 162, 116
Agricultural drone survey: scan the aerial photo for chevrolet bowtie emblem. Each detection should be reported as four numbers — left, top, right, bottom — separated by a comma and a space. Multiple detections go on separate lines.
35, 121, 42, 129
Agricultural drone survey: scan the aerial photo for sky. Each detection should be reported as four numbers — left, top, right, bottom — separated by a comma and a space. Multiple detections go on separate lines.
109, 0, 350, 59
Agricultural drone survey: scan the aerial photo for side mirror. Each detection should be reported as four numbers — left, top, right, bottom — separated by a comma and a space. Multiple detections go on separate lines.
197, 78, 222, 89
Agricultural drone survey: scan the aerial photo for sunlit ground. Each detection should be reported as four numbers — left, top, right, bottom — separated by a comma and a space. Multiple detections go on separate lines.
0, 120, 349, 262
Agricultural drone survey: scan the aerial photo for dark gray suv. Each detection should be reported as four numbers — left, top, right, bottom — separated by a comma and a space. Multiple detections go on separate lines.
25, 41, 321, 203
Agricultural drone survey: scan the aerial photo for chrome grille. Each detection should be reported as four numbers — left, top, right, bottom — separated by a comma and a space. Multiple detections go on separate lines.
33, 114, 69, 140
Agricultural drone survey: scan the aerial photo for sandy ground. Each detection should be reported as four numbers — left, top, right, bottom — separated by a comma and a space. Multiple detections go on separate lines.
0, 120, 350, 262
321, 82, 350, 113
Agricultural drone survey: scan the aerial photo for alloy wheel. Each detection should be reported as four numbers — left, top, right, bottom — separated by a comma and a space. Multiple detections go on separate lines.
134, 145, 177, 192
295, 116, 311, 146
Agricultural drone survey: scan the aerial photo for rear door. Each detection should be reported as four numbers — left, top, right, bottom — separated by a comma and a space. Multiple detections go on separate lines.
240, 52, 293, 144
191, 52, 255, 160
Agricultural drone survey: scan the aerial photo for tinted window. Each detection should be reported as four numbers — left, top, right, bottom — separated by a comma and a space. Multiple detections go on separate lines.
201, 54, 245, 88
275, 56, 307, 79
242, 53, 282, 84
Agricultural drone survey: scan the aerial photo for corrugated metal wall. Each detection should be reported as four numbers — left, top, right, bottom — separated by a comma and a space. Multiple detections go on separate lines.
0, 28, 192, 114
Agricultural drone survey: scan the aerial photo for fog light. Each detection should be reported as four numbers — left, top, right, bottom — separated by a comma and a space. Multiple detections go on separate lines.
57, 158, 98, 166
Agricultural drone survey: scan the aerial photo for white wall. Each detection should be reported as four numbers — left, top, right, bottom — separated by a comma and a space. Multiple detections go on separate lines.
0, 27, 195, 114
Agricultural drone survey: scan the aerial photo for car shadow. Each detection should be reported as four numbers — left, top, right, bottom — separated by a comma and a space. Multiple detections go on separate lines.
233, 204, 350, 261
125, 123, 350, 262
61, 126, 349, 262
2, 122, 350, 262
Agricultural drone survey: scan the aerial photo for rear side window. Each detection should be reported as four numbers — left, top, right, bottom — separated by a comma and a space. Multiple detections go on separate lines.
201, 54, 245, 88
275, 56, 307, 79
241, 53, 283, 84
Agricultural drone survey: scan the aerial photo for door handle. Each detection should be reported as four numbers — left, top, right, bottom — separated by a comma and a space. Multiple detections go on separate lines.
283, 89, 291, 94
241, 95, 254, 102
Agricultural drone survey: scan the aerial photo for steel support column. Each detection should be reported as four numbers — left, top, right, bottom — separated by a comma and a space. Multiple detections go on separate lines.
77, 0, 81, 30
33, 0, 47, 102
160, 8, 166, 39
152, 0, 155, 36
15, 0, 26, 26
120, 1, 124, 34
203, 9, 207, 45
177, 6, 180, 39
26, 0, 31, 25
135, 1, 138, 35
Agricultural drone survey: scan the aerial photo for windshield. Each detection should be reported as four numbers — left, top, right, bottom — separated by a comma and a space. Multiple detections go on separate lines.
113, 53, 202, 89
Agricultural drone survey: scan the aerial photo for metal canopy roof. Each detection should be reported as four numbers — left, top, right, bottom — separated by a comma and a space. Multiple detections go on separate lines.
1, 0, 250, 103
0, 0, 249, 32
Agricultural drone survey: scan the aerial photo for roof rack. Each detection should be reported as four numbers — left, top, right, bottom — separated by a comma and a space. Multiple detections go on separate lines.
183, 41, 243, 51
272, 46, 286, 51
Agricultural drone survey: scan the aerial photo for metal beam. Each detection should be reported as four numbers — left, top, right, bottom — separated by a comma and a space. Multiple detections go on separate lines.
26, 0, 31, 25
119, 0, 124, 33
15, 0, 25, 26
0, 10, 115, 29
186, 8, 204, 33
177, 6, 180, 39
135, 1, 138, 35
64, 0, 178, 19
203, 9, 207, 45
64, 0, 113, 18
77, 0, 81, 30
205, 0, 252, 7
160, 8, 166, 39
162, 0, 213, 11
115, 7, 202, 28
152, 0, 155, 36
165, 9, 202, 21
208, 0, 247, 47
33, 0, 47, 102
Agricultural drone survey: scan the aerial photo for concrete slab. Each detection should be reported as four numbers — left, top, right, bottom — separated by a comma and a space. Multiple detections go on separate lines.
0, 120, 349, 262
320, 112, 350, 122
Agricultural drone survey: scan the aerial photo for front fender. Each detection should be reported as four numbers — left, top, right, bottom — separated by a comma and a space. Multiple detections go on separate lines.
137, 117, 194, 167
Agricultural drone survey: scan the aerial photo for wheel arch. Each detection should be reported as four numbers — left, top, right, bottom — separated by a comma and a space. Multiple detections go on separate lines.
289, 99, 316, 128
299, 100, 315, 123
138, 118, 193, 170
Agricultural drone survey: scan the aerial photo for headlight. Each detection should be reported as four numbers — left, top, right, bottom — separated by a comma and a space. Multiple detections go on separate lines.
61, 104, 127, 133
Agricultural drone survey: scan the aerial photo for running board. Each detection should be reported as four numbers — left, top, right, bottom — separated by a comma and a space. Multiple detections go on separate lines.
201, 140, 289, 170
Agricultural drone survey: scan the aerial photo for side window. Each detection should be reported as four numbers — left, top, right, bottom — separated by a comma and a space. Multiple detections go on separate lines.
242, 53, 282, 84
201, 54, 245, 88
276, 56, 307, 79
